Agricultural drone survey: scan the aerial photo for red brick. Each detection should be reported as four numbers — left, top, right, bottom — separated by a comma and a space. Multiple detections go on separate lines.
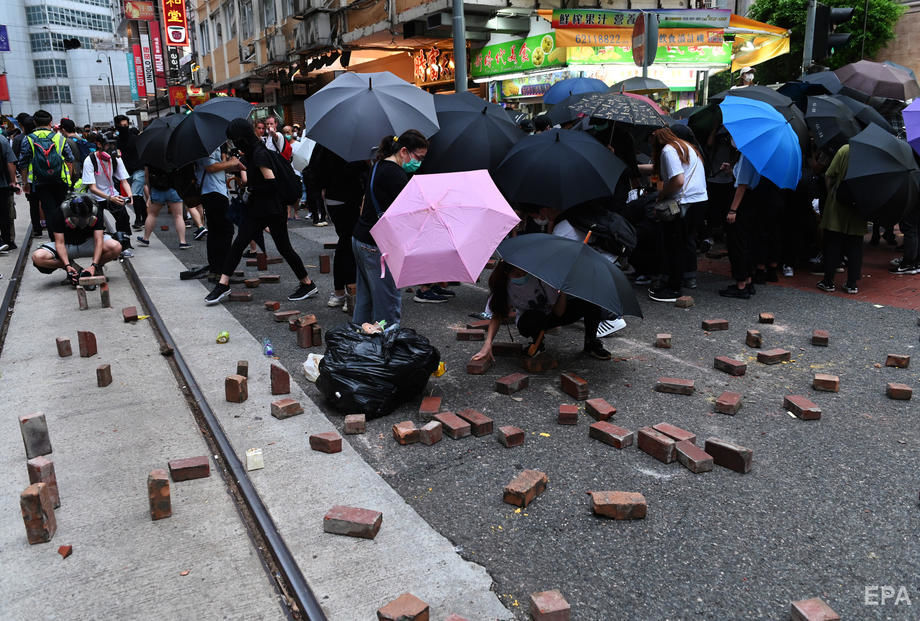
96, 364, 112, 387
491, 341, 524, 357
503, 469, 548, 507
77, 330, 97, 357
560, 371, 589, 400
495, 372, 529, 395
455, 328, 484, 341
229, 291, 252, 302
419, 421, 442, 445
160, 224, 169, 231
790, 597, 840, 621
344, 414, 366, 434
236, 360, 249, 377
256, 252, 268, 270
433, 412, 471, 439
55, 337, 72, 357
589, 421, 634, 448
245, 258, 256, 266
266, 256, 282, 265
77, 286, 87, 310
529, 589, 570, 621
521, 351, 559, 373
392, 421, 419, 444
758, 312, 774, 324
811, 329, 829, 346
99, 282, 111, 308
271, 398, 303, 419
58, 544, 72, 559
714, 356, 746, 376
264, 300, 281, 311
419, 396, 441, 418
558, 404, 579, 425
497, 425, 525, 447
704, 438, 753, 473
757, 348, 791, 365
19, 412, 52, 459
323, 505, 382, 539
637, 427, 677, 463
147, 469, 171, 520
466, 319, 491, 330
655, 333, 672, 348
885, 353, 910, 368
887, 382, 913, 400
273, 309, 300, 322
675, 440, 713, 473
784, 395, 822, 420
466, 355, 492, 375
319, 254, 331, 274
655, 377, 694, 395
702, 318, 729, 331
244, 278, 261, 288
20, 482, 56, 544
714, 391, 742, 415
377, 592, 429, 621
652, 422, 696, 444
269, 364, 290, 395
297, 325, 314, 348
225, 375, 248, 403
310, 431, 343, 454
674, 295, 694, 308
745, 330, 762, 348
312, 325, 322, 345
456, 409, 493, 436
122, 306, 138, 322
589, 490, 647, 519
168, 456, 210, 482
585, 398, 615, 421
27, 456, 60, 508
813, 373, 839, 392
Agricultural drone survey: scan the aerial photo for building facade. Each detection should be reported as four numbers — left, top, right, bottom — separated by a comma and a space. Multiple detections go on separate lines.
876, 0, 919, 80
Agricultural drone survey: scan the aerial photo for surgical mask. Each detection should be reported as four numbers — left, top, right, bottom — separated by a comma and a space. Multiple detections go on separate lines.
402, 158, 421, 173
742, 73, 754, 84
284, 134, 292, 140
532, 216, 549, 226
510, 274, 529, 286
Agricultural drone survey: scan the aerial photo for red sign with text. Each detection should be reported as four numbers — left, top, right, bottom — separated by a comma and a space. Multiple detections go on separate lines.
161, 0, 189, 47
169, 86, 187, 106
132, 43, 147, 96
150, 21, 167, 87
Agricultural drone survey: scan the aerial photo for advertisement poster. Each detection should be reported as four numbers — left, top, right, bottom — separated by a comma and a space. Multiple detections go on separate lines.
161, 0, 190, 47
124, 1, 156, 21
132, 43, 147, 97
140, 32, 155, 96
471, 33, 565, 79
0, 25, 10, 52
150, 21, 167, 88
126, 51, 139, 100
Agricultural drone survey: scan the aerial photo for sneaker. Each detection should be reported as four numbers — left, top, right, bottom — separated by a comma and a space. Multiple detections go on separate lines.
782, 265, 794, 277
469, 311, 492, 320
0, 242, 8, 253
313, 219, 329, 227
718, 284, 751, 299
699, 238, 713, 254
120, 249, 134, 258
185, 218, 193, 228
431, 285, 456, 297
288, 281, 318, 301
843, 284, 859, 294
748, 283, 757, 295
816, 280, 836, 293
178, 242, 192, 250
343, 293, 354, 314
682, 277, 697, 290
136, 236, 150, 246
890, 263, 920, 275
634, 274, 652, 286
327, 293, 346, 307
597, 318, 626, 338
648, 287, 680, 303
205, 283, 231, 305
890, 257, 903, 268
194, 226, 208, 240
242, 249, 257, 259
413, 288, 449, 303
584, 339, 612, 360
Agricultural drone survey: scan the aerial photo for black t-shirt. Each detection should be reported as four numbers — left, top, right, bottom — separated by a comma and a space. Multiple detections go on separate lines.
46, 204, 105, 246
244, 144, 282, 215
353, 160, 408, 245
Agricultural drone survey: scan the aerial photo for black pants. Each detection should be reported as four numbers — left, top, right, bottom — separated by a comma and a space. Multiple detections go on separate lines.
0, 188, 13, 244
102, 200, 131, 235
222, 209, 307, 281
727, 196, 757, 283
327, 199, 360, 290
32, 183, 68, 235
705, 182, 733, 240
517, 297, 601, 347
132, 194, 147, 225
900, 202, 919, 266
656, 215, 687, 292
754, 181, 783, 268
201, 193, 233, 273
307, 180, 326, 224
682, 200, 707, 277
823, 230, 862, 287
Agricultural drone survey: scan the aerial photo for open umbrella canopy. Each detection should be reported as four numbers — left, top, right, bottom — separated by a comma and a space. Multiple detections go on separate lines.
904, 99, 920, 157
569, 93, 667, 128
418, 92, 523, 174
135, 114, 186, 170
836, 95, 896, 133
884, 60, 916, 81
165, 96, 253, 168
670, 106, 706, 120
835, 60, 920, 101
720, 97, 802, 190
494, 129, 627, 211
546, 93, 591, 126
496, 233, 642, 318
370, 170, 520, 288
842, 123, 920, 222
805, 95, 861, 151
304, 71, 439, 162
543, 77, 608, 105
778, 80, 831, 112
610, 76, 669, 95
714, 85, 807, 151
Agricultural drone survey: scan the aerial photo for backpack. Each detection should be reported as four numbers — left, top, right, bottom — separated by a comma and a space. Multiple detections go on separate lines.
148, 166, 172, 191
559, 203, 638, 256
27, 132, 65, 183
172, 163, 202, 206
75, 138, 94, 163
265, 149, 302, 206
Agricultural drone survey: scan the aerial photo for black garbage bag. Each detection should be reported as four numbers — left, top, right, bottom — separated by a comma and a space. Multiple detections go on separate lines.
316, 324, 441, 419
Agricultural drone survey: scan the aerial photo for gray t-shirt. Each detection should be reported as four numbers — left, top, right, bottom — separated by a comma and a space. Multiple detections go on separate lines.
0, 137, 16, 188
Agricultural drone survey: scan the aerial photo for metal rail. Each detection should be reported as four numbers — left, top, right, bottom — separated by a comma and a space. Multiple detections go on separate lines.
0, 225, 34, 356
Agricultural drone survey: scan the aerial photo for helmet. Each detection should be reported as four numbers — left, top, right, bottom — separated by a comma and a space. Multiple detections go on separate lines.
61, 194, 99, 229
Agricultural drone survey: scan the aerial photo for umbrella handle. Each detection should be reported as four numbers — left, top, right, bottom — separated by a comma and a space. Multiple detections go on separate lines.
583, 231, 592, 244
380, 253, 388, 279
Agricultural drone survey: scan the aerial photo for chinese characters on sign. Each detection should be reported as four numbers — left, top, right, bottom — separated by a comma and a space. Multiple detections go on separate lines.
471, 33, 564, 79
124, 1, 156, 21
161, 0, 189, 47
413, 48, 455, 85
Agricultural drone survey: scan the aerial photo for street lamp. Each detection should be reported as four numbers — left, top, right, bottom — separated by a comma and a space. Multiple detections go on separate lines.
98, 74, 116, 118
97, 53, 117, 119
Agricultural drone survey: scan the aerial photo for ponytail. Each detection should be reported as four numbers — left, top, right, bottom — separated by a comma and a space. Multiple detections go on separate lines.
374, 129, 429, 162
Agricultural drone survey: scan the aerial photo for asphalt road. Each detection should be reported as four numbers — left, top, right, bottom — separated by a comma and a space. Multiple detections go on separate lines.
161, 214, 920, 620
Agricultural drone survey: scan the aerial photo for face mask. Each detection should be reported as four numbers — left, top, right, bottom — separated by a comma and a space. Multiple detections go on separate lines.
284, 134, 292, 140
532, 216, 549, 226
510, 274, 529, 286
402, 158, 421, 173
742, 73, 754, 84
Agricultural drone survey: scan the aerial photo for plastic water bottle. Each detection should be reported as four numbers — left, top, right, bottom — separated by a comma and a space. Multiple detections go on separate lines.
262, 338, 274, 357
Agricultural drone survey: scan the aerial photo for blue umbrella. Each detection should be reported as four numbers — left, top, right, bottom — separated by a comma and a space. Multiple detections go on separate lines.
719, 97, 802, 190
543, 78, 608, 105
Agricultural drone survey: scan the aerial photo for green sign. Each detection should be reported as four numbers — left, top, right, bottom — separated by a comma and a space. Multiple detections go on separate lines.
471, 33, 566, 79
566, 43, 732, 66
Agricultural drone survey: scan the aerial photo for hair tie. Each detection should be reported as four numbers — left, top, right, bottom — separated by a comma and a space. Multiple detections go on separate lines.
393, 136, 398, 143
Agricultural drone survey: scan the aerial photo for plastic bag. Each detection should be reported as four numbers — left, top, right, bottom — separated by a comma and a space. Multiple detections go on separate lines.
316, 324, 441, 419
302, 353, 323, 382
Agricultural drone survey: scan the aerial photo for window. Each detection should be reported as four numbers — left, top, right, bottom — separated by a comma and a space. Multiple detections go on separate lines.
240, 1, 253, 40
26, 5, 114, 33
38, 85, 72, 104
225, 2, 237, 40
30, 32, 93, 52
263, 0, 276, 29
198, 21, 211, 54
33, 59, 69, 79
213, 10, 223, 48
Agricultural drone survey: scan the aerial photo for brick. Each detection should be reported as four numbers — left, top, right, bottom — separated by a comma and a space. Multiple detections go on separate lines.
160, 224, 169, 231
589, 421, 634, 448
497, 425, 525, 447
323, 242, 338, 250
19, 413, 52, 459
266, 256, 282, 265
376, 592, 428, 621
323, 505, 382, 540
674, 295, 694, 308
704, 438, 753, 473
312, 326, 322, 345
790, 597, 840, 621
76, 286, 88, 310
344, 414, 366, 434
296, 325, 313, 348
309, 431, 343, 454
702, 318, 729, 331
521, 351, 558, 373
269, 364, 290, 395
392, 421, 419, 445
122, 306, 138, 322
78, 275, 106, 286
813, 373, 839, 392
885, 353, 910, 368
714, 391, 742, 415
290, 314, 317, 331
655, 377, 694, 395
675, 440, 713, 473
225, 374, 248, 403
529, 589, 570, 621
419, 396, 441, 418
20, 483, 56, 544
273, 310, 300, 322
245, 258, 257, 266
655, 333, 672, 348
77, 330, 97, 357
419, 421, 443, 445
56, 337, 72, 357
244, 278, 261, 288
637, 427, 677, 463
256, 252, 268, 270
560, 371, 589, 400
492, 341, 524, 357
558, 404, 579, 425
168, 456, 210, 482
319, 254, 331, 273
466, 319, 491, 330
745, 330, 762, 348
264, 300, 281, 311
27, 456, 60, 508
58, 545, 73, 559
495, 372, 529, 395
229, 291, 252, 302
585, 398, 616, 421
714, 355, 747, 376
758, 312, 774, 324
784, 395, 822, 420
433, 412, 471, 439
466, 355, 492, 375
456, 409, 493, 436
887, 382, 913, 400
236, 360, 249, 377
234, 270, 245, 277
147, 469, 172, 520
270, 398, 303, 419
811, 329, 829, 346
503, 469, 548, 507
99, 282, 111, 308
589, 490, 647, 520
260, 274, 281, 283
653, 422, 696, 444
96, 364, 112, 387
757, 348, 791, 365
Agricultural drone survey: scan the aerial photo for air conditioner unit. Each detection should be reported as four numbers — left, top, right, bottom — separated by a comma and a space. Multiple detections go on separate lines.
240, 42, 256, 64
301, 13, 332, 49
267, 32, 287, 62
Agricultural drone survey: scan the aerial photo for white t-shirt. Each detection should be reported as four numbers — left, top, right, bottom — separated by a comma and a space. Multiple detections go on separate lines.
553, 219, 617, 264
81, 153, 129, 197
660, 142, 708, 205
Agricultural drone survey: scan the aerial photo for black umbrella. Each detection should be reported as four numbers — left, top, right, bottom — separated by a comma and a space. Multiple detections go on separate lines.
835, 60, 920, 101
494, 129, 627, 212
670, 106, 706, 120
686, 103, 721, 144
569, 93, 667, 128
609, 76, 669, 95
546, 93, 590, 126
778, 81, 831, 112
505, 108, 529, 125
135, 115, 185, 170
805, 95, 861, 151
164, 97, 253, 168
419, 92, 523, 174
496, 233, 642, 318
836, 95, 895, 133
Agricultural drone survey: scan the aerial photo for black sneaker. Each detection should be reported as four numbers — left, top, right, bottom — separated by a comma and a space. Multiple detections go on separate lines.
288, 281, 318, 301
682, 277, 697, 290
194, 226, 208, 240
843, 284, 859, 294
242, 249, 257, 259
647, 287, 679, 303
414, 288, 449, 303
718, 284, 751, 299
0, 242, 8, 253
891, 263, 920, 275
205, 283, 231, 305
136, 236, 150, 247
816, 280, 836, 293
178, 242, 192, 250
584, 339, 612, 360
431, 285, 456, 297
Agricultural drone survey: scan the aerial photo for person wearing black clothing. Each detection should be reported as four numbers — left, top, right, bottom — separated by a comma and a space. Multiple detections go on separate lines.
0, 133, 21, 252
18, 110, 75, 241
205, 119, 317, 305
114, 115, 147, 229
13, 115, 44, 237
351, 130, 428, 327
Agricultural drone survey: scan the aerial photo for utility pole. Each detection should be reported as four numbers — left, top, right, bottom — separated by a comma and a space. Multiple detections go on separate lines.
801, 0, 817, 79
452, 0, 467, 92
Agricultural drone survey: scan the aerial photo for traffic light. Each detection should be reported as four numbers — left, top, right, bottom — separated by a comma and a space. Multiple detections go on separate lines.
812, 3, 854, 61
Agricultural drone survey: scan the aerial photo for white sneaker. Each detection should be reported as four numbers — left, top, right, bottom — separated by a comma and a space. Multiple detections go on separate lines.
782, 265, 794, 277
597, 318, 626, 338
327, 293, 345, 307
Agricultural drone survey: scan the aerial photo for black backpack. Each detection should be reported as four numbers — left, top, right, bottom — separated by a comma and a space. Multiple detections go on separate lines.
264, 149, 302, 206
559, 204, 638, 256
148, 166, 172, 191
172, 163, 202, 206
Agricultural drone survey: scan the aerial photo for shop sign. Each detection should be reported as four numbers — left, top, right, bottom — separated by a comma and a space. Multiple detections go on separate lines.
550, 9, 730, 29
169, 85, 187, 106
499, 70, 572, 99
413, 48, 455, 84
471, 33, 565, 79
555, 28, 723, 48
125, 1, 156, 21
566, 43, 732, 66
161, 0, 190, 47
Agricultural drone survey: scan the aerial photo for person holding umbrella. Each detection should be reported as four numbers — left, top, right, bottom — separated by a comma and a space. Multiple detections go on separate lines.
816, 143, 863, 294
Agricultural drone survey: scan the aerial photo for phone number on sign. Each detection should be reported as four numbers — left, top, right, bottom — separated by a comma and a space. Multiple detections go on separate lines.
572, 33, 628, 45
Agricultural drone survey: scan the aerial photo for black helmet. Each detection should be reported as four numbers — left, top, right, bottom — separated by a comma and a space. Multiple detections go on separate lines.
61, 195, 99, 229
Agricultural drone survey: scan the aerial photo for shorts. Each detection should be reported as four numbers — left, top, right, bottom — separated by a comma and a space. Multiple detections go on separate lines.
130, 169, 146, 196
36, 234, 113, 273
149, 187, 182, 204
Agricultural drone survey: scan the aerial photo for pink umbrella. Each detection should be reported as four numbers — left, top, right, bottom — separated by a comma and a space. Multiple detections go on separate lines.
621, 91, 667, 115
370, 170, 520, 288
